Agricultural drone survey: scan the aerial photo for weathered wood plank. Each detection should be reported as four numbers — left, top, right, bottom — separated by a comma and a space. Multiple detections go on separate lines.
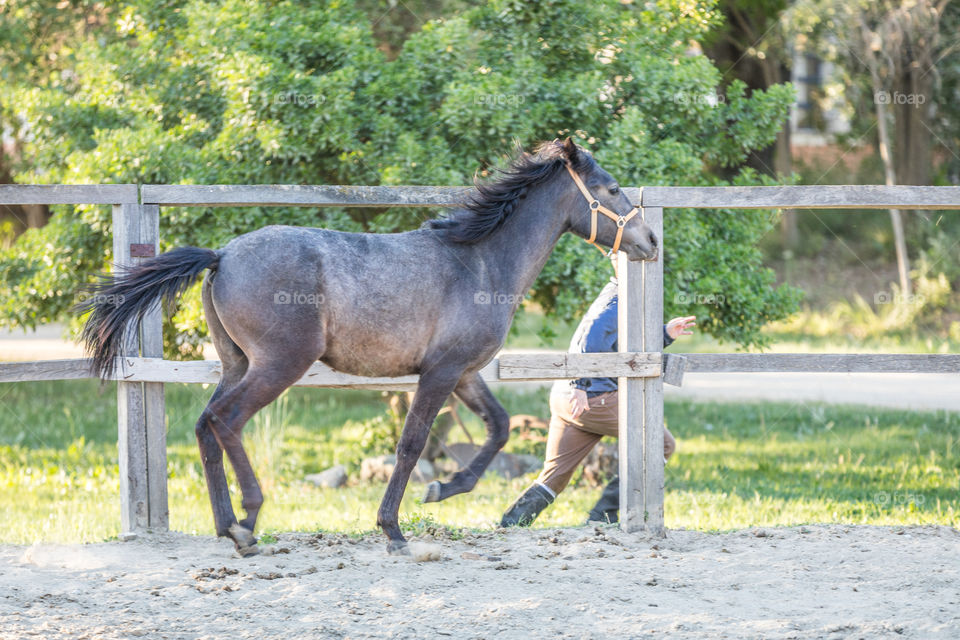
113, 203, 150, 534
141, 184, 472, 207
114, 358, 221, 383
0, 184, 138, 205
497, 352, 660, 380
116, 355, 661, 385
638, 185, 960, 210
1, 183, 958, 210
114, 357, 424, 388
683, 353, 960, 373
618, 249, 647, 535
618, 207, 667, 535
0, 359, 94, 382
642, 206, 666, 536
117, 366, 148, 532
138, 204, 168, 531
662, 353, 687, 387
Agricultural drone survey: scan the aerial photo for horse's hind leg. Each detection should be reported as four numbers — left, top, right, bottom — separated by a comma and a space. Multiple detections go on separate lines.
196, 274, 319, 555
195, 275, 248, 539
377, 365, 462, 554
202, 352, 316, 555
196, 375, 244, 539
422, 371, 509, 503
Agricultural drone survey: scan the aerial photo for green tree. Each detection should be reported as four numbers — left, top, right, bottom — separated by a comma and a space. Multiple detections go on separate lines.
1, 0, 799, 355
784, 0, 956, 295
0, 1, 115, 234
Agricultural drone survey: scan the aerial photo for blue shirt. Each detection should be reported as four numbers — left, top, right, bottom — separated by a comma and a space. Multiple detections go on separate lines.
569, 280, 674, 396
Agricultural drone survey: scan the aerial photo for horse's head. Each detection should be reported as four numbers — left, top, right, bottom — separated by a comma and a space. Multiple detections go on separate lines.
556, 137, 658, 262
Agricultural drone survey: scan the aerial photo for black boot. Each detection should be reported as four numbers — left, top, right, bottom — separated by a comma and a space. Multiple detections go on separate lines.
500, 483, 554, 527
587, 475, 620, 524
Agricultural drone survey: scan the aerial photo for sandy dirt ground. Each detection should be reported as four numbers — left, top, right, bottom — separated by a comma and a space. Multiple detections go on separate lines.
1, 524, 958, 639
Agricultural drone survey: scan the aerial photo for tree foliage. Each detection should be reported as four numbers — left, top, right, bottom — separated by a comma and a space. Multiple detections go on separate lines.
0, 0, 799, 355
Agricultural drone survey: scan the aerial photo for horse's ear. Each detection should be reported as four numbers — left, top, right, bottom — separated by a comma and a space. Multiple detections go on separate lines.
561, 137, 579, 164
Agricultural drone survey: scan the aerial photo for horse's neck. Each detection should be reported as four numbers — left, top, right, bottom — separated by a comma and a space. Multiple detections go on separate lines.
472, 188, 570, 297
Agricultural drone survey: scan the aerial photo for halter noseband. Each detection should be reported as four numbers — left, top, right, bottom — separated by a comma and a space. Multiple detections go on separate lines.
564, 162, 642, 257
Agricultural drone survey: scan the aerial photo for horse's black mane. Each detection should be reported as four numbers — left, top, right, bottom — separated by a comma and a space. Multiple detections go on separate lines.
426, 141, 594, 244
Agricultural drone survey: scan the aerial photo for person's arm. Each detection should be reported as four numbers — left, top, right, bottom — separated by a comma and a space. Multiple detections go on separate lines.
663, 325, 675, 349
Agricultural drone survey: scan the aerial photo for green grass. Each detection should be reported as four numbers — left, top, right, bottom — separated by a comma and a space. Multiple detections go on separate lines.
0, 380, 957, 544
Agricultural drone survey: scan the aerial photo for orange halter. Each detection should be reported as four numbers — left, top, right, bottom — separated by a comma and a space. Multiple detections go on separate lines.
565, 162, 642, 257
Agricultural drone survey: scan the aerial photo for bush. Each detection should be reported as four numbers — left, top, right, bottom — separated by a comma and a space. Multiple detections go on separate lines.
1, 0, 799, 351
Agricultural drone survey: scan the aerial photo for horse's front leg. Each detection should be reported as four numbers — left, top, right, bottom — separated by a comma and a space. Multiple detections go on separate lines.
377, 366, 461, 555
423, 371, 510, 503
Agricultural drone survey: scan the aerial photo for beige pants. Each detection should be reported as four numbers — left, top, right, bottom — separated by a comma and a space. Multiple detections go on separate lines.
536, 385, 675, 495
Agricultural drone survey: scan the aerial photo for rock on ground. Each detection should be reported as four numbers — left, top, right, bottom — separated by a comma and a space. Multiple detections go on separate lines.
305, 464, 348, 489
360, 455, 435, 483
443, 442, 541, 479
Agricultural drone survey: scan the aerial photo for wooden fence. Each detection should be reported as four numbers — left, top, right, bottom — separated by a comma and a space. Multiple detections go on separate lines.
3, 183, 960, 537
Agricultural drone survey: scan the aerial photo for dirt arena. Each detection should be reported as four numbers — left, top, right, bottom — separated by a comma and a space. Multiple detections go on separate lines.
2, 524, 958, 639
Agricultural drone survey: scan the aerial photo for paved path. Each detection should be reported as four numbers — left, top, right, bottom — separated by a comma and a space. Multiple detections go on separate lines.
502, 372, 960, 411
665, 371, 960, 411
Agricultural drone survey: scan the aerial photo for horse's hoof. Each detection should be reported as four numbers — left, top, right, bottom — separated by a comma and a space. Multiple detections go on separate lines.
422, 481, 442, 503
228, 523, 258, 557
387, 540, 410, 556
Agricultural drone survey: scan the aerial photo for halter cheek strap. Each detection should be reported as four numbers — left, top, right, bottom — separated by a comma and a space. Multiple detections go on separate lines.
565, 162, 642, 256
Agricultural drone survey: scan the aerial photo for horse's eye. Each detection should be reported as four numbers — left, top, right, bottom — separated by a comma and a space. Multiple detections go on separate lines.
609, 185, 620, 195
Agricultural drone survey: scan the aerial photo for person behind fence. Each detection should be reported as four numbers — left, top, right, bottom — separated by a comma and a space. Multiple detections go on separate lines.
500, 271, 696, 527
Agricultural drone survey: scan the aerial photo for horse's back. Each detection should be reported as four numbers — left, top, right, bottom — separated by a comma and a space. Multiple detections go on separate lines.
211, 225, 483, 377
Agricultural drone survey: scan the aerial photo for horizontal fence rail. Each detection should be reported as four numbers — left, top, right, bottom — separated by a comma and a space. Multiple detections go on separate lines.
5, 183, 960, 210
636, 185, 960, 209
141, 184, 472, 207
137, 184, 960, 210
682, 353, 960, 373
6, 353, 960, 386
0, 184, 138, 205
0, 353, 663, 387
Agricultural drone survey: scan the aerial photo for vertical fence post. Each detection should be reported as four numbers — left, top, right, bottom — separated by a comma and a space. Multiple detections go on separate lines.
140, 204, 169, 530
113, 201, 168, 533
113, 203, 149, 534
618, 205, 665, 535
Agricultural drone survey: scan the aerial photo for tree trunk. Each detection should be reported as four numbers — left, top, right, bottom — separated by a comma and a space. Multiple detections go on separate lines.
870, 62, 912, 295
878, 104, 912, 296
860, 19, 912, 296
773, 90, 798, 250
892, 75, 934, 187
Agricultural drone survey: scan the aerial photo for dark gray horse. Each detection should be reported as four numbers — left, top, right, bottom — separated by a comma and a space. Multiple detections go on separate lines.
78, 138, 658, 555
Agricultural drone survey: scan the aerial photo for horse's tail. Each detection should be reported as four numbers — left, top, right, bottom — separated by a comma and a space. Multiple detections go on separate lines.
77, 247, 220, 380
